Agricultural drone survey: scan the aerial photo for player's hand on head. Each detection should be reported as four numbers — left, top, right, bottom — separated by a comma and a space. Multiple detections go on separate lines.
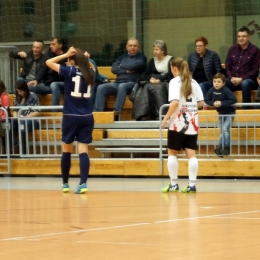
67, 47, 77, 57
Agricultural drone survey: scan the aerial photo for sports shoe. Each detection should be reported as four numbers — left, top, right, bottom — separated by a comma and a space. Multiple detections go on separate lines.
161, 183, 179, 192
74, 183, 88, 194
62, 183, 70, 193
181, 185, 196, 193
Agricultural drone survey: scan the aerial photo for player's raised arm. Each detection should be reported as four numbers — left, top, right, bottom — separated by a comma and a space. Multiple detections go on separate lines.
46, 47, 77, 72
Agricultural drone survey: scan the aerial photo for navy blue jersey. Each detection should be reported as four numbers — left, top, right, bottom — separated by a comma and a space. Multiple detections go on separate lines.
59, 65, 93, 115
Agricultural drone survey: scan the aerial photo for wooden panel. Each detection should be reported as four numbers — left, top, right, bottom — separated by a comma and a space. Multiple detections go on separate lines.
198, 109, 260, 123
31, 129, 104, 141
38, 94, 64, 106
234, 90, 257, 103
107, 129, 167, 139
5, 158, 260, 177
105, 95, 133, 110
107, 128, 260, 141
98, 66, 116, 81
39, 111, 115, 124
93, 112, 115, 123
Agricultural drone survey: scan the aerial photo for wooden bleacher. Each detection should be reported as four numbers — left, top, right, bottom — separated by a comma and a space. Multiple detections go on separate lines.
3, 67, 260, 177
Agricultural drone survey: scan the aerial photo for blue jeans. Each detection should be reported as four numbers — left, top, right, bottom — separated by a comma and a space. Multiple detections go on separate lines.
218, 115, 235, 147
28, 83, 51, 95
90, 82, 101, 107
198, 81, 211, 99
11, 119, 39, 154
17, 77, 51, 95
225, 78, 257, 109
50, 82, 64, 111
94, 82, 135, 111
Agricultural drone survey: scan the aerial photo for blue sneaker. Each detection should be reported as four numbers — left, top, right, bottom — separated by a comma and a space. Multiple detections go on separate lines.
161, 183, 179, 192
62, 183, 70, 193
74, 183, 88, 194
181, 185, 196, 193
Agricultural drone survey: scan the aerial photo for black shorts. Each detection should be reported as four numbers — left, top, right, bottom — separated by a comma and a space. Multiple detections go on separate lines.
62, 114, 94, 144
167, 130, 198, 151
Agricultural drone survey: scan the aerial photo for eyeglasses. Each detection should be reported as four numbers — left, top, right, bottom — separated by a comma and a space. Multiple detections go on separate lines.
194, 45, 205, 48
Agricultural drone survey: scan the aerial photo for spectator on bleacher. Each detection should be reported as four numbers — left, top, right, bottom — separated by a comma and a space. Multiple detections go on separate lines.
0, 80, 10, 149
188, 36, 222, 99
205, 73, 237, 157
84, 51, 109, 106
9, 40, 51, 95
11, 80, 40, 154
254, 69, 260, 107
93, 37, 147, 114
161, 58, 204, 193
225, 27, 260, 109
45, 36, 68, 110
0, 80, 10, 121
46, 47, 95, 194
132, 40, 173, 120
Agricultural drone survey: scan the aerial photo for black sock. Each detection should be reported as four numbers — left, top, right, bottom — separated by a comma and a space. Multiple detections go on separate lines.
61, 152, 71, 184
79, 153, 89, 185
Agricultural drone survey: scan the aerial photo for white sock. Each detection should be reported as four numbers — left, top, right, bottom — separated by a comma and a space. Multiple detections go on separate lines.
188, 157, 198, 186
167, 155, 178, 185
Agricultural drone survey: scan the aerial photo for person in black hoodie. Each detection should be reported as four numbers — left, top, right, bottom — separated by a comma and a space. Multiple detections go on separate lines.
205, 73, 237, 156
44, 36, 68, 110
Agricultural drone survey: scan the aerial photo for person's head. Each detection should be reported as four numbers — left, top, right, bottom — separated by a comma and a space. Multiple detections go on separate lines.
170, 57, 192, 99
194, 36, 208, 56
68, 48, 94, 86
237, 27, 250, 47
213, 73, 226, 90
15, 80, 30, 102
0, 80, 6, 95
153, 40, 167, 58
50, 36, 64, 55
126, 37, 139, 55
32, 40, 44, 57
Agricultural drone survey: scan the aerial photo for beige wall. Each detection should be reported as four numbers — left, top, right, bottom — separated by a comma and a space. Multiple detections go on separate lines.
128, 14, 260, 63
142, 16, 233, 63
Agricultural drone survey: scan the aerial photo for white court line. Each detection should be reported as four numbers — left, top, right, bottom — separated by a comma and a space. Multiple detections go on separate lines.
1, 209, 260, 242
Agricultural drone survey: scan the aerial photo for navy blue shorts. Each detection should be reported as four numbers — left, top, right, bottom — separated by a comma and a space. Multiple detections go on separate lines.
167, 130, 198, 151
62, 114, 94, 144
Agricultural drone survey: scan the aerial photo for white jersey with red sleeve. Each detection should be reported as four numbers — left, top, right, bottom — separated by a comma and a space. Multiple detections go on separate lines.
167, 76, 204, 135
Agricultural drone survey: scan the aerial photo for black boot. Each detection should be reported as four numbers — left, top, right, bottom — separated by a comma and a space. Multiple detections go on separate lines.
214, 147, 223, 157
222, 146, 230, 156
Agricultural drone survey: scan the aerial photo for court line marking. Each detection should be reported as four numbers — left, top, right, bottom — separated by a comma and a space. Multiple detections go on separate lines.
1, 209, 260, 241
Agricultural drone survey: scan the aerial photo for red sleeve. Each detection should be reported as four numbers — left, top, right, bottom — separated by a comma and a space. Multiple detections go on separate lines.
1, 94, 10, 107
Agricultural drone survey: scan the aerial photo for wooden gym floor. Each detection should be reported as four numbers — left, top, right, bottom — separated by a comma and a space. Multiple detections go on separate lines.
0, 177, 259, 260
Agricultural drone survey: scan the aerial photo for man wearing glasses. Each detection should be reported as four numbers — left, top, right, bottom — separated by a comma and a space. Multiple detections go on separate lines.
225, 27, 260, 109
188, 36, 222, 98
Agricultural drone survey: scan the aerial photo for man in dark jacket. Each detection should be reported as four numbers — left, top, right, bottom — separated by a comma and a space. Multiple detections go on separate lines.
9, 40, 51, 95
93, 37, 147, 112
45, 36, 68, 109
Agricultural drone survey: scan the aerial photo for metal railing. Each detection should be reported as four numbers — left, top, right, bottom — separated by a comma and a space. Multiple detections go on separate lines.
1, 104, 260, 175
0, 46, 20, 92
159, 103, 260, 174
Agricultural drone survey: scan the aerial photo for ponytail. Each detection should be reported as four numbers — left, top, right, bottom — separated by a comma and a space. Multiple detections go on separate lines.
72, 48, 94, 86
170, 58, 192, 99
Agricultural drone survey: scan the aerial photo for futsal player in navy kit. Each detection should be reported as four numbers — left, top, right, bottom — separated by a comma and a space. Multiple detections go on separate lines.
46, 47, 95, 194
